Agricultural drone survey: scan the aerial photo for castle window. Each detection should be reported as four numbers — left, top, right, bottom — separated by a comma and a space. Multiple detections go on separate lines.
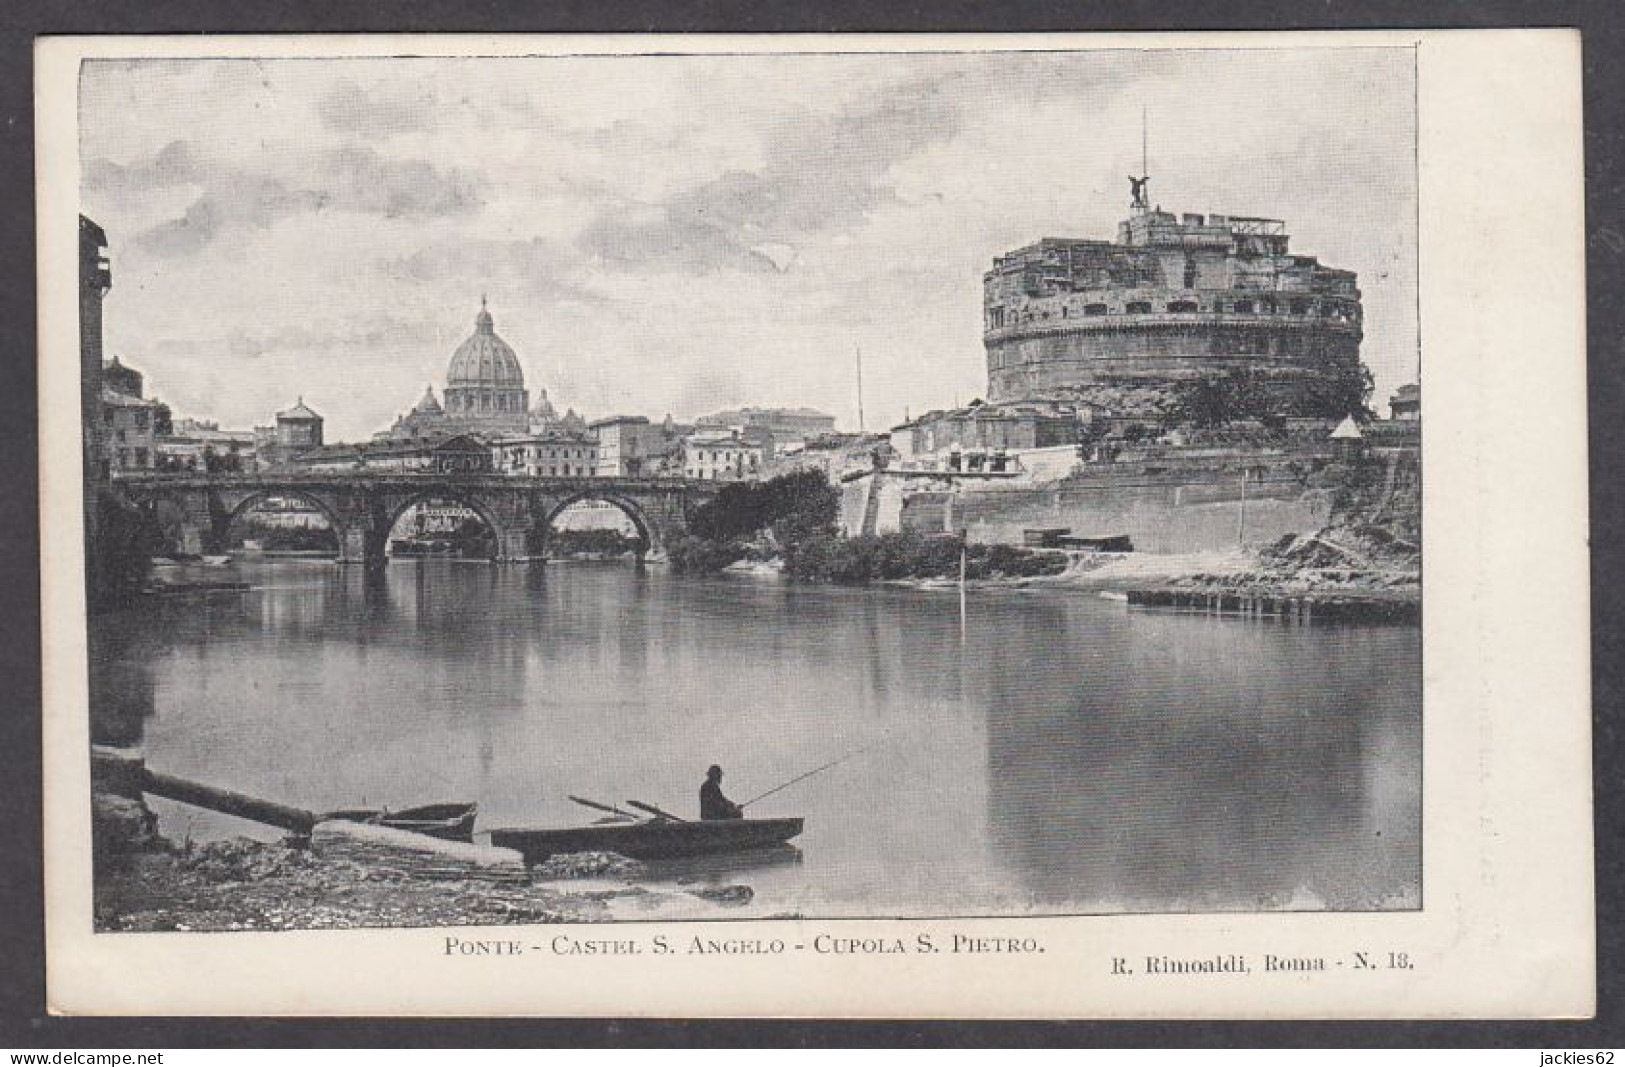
1290, 299, 1308, 315
1126, 301, 1152, 315
1233, 300, 1255, 314
1261, 299, 1277, 314
1167, 300, 1198, 313
1084, 304, 1108, 316
1183, 256, 1197, 289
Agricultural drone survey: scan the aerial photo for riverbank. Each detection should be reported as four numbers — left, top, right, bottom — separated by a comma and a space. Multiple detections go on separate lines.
93, 792, 771, 931
874, 526, 1419, 613
1048, 523, 1421, 619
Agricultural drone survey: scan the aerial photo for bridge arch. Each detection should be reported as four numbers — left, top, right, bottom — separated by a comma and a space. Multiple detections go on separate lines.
125, 488, 194, 556
219, 489, 345, 554
378, 488, 510, 563
535, 489, 657, 561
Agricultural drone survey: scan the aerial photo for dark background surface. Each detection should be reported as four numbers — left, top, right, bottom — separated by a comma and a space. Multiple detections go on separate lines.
0, 0, 1618, 1048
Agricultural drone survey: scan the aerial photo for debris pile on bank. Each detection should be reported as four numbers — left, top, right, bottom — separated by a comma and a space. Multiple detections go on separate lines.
533, 850, 648, 881
310, 820, 528, 883
1163, 522, 1420, 600
90, 785, 770, 932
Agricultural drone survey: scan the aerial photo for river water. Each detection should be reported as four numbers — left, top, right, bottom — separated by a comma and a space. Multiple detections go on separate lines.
92, 559, 1421, 917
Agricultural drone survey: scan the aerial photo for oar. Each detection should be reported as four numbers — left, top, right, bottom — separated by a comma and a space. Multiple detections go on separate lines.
568, 795, 642, 820
740, 747, 873, 810
627, 799, 688, 822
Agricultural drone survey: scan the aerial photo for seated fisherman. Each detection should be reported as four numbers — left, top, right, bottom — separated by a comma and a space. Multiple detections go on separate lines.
700, 764, 743, 821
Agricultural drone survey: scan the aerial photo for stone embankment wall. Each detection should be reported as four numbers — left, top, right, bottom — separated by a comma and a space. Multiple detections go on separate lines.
841, 461, 1329, 554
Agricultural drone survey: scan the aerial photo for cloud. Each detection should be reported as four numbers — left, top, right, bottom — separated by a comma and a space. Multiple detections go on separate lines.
223, 314, 430, 361
83, 139, 203, 196
325, 144, 488, 219
378, 235, 608, 305
575, 73, 968, 275
316, 78, 435, 134
92, 138, 490, 258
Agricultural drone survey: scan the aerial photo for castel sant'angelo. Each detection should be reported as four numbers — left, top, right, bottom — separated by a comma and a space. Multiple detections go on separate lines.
981, 176, 1363, 415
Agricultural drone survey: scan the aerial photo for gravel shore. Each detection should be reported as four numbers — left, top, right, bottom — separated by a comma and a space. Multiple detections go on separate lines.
94, 805, 763, 932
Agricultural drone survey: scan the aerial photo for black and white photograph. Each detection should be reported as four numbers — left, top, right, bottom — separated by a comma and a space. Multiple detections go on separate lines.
75, 44, 1424, 930
35, 30, 1593, 1020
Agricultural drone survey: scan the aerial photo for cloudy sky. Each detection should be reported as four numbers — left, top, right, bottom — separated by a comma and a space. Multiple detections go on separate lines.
80, 47, 1416, 441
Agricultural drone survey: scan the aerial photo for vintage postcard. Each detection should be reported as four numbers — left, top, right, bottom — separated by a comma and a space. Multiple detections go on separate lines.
38, 31, 1592, 1017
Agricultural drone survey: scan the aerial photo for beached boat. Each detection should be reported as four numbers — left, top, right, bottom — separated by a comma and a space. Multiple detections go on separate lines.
488, 817, 804, 865
322, 802, 478, 842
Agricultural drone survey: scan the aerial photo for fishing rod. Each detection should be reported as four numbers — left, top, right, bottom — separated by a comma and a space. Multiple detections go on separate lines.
740, 747, 872, 810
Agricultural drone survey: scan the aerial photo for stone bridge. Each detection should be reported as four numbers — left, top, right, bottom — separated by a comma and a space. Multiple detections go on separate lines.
112, 471, 722, 566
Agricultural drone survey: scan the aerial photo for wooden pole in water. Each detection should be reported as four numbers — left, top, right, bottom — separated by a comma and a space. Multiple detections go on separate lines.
141, 768, 317, 833
1237, 467, 1248, 545
959, 531, 969, 642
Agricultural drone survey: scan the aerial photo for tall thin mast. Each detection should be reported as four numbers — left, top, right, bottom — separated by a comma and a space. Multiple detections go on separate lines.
855, 344, 866, 432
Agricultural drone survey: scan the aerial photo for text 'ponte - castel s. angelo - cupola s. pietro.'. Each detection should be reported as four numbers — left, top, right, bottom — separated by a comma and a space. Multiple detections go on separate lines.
378, 297, 586, 443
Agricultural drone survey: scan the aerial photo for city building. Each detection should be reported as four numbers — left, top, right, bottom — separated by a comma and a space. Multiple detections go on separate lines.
589, 415, 690, 477
80, 216, 111, 547
889, 399, 1086, 470
695, 406, 836, 449
102, 387, 159, 473
492, 433, 598, 478
290, 433, 492, 474
257, 397, 325, 469
102, 355, 144, 398
156, 418, 256, 472
400, 501, 482, 537
683, 429, 766, 481
1390, 382, 1420, 420
100, 357, 161, 474
982, 180, 1363, 417
243, 496, 331, 530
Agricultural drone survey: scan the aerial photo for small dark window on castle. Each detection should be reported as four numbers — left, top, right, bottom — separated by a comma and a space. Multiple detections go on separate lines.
1289, 300, 1308, 315
1126, 301, 1152, 315
1261, 299, 1277, 314
1183, 257, 1198, 289
1084, 304, 1109, 316
1233, 300, 1254, 314
1167, 300, 1198, 313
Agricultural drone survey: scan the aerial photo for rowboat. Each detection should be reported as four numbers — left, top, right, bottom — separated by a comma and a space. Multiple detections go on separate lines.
488, 817, 804, 865
322, 802, 478, 842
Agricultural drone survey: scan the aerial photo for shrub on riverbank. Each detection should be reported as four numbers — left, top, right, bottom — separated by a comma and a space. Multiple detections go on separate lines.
671, 469, 840, 574
669, 470, 1065, 583
784, 530, 1068, 585
668, 534, 748, 575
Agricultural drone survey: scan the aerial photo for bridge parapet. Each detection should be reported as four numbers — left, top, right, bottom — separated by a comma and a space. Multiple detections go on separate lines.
113, 470, 721, 566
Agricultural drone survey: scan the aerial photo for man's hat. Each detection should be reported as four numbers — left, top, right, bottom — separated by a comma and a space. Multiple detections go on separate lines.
707, 764, 723, 779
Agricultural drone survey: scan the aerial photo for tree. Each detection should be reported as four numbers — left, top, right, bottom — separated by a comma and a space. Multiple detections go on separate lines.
1300, 360, 1376, 421
1171, 367, 1279, 428
90, 491, 159, 611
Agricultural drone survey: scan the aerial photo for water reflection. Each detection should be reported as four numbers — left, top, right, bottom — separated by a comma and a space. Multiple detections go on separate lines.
90, 560, 1420, 915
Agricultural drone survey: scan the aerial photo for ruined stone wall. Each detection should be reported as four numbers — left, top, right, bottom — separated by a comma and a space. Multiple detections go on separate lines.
843, 463, 1330, 554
